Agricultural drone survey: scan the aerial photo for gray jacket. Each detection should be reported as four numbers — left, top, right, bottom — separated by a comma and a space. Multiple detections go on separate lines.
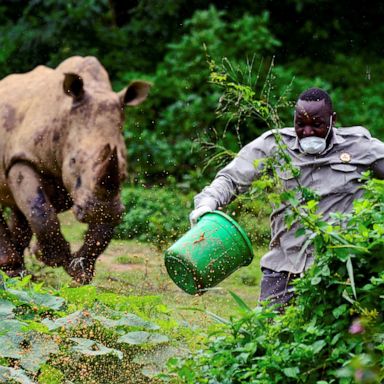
194, 126, 384, 273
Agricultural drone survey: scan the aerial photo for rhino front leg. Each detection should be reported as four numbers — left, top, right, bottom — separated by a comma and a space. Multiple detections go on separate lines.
64, 223, 115, 284
7, 163, 71, 268
8, 208, 33, 256
0, 211, 25, 276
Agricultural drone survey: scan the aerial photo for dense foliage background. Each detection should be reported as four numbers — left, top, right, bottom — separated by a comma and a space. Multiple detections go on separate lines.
1, 0, 384, 188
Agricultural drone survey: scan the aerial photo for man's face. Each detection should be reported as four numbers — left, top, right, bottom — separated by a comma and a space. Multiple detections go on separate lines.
294, 99, 333, 139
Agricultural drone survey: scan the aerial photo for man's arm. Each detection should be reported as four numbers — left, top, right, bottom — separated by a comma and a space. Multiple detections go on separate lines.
371, 158, 384, 179
194, 140, 267, 210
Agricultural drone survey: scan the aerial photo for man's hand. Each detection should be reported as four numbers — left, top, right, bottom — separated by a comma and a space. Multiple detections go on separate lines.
189, 206, 213, 227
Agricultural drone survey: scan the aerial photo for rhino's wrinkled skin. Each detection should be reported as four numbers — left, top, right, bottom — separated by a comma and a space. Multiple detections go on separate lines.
0, 56, 150, 283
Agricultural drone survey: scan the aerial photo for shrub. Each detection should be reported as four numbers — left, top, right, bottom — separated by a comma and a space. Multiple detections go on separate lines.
114, 186, 193, 249
0, 274, 182, 383
165, 175, 384, 384
226, 196, 272, 247
287, 54, 384, 140
123, 6, 281, 184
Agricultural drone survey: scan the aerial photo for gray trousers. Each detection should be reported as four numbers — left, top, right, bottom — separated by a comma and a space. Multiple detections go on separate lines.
259, 268, 300, 309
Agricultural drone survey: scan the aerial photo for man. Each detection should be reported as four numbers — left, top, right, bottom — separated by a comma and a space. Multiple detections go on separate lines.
189, 87, 384, 308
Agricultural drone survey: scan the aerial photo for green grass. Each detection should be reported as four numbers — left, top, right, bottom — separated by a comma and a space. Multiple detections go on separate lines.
115, 255, 145, 265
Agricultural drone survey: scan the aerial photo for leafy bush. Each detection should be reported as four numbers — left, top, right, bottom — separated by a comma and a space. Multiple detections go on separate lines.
286, 54, 384, 140
0, 1, 111, 77
226, 196, 272, 247
0, 0, 168, 79
114, 186, 193, 249
165, 175, 384, 384
335, 80, 384, 139
123, 6, 281, 183
0, 273, 187, 383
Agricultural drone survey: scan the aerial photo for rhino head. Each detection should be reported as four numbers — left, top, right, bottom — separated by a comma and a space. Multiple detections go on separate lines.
60, 72, 150, 225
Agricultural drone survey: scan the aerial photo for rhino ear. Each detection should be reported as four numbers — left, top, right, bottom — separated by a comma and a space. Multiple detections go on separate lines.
95, 145, 120, 197
119, 80, 152, 107
63, 73, 85, 101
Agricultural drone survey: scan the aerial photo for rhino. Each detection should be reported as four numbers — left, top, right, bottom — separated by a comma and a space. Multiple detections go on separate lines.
0, 56, 150, 283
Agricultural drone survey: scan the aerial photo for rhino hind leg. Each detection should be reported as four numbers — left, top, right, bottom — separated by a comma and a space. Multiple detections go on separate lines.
7, 163, 71, 269
0, 211, 25, 276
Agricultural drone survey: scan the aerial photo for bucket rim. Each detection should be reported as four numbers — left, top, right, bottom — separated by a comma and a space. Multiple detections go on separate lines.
201, 210, 254, 260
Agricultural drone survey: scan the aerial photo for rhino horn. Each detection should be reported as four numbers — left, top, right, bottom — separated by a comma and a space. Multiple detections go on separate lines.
63, 73, 85, 101
95, 145, 120, 196
119, 80, 152, 107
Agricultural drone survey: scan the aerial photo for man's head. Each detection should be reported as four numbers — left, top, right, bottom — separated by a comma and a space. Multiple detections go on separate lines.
294, 88, 336, 154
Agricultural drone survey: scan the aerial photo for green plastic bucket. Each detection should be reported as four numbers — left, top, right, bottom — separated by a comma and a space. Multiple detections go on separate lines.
164, 211, 254, 295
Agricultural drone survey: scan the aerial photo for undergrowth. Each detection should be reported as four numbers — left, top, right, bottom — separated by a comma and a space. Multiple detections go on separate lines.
165, 176, 384, 383
0, 275, 195, 384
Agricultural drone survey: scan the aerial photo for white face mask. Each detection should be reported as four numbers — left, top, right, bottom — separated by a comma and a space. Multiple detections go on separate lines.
299, 115, 333, 155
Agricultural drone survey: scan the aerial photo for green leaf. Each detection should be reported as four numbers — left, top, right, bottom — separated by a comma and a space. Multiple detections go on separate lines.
0, 299, 16, 318
70, 338, 123, 360
331, 333, 342, 345
283, 367, 299, 378
23, 321, 50, 334
346, 256, 357, 300
133, 346, 187, 378
41, 310, 93, 331
0, 332, 24, 359
342, 289, 355, 304
306, 200, 318, 211
20, 334, 59, 372
118, 331, 169, 346
38, 364, 64, 384
295, 227, 306, 237
0, 366, 35, 384
0, 319, 27, 334
0, 332, 59, 372
205, 310, 232, 326
228, 290, 252, 313
321, 265, 331, 276
332, 304, 348, 319
7, 289, 65, 311
311, 276, 322, 285
312, 340, 326, 354
92, 312, 160, 331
